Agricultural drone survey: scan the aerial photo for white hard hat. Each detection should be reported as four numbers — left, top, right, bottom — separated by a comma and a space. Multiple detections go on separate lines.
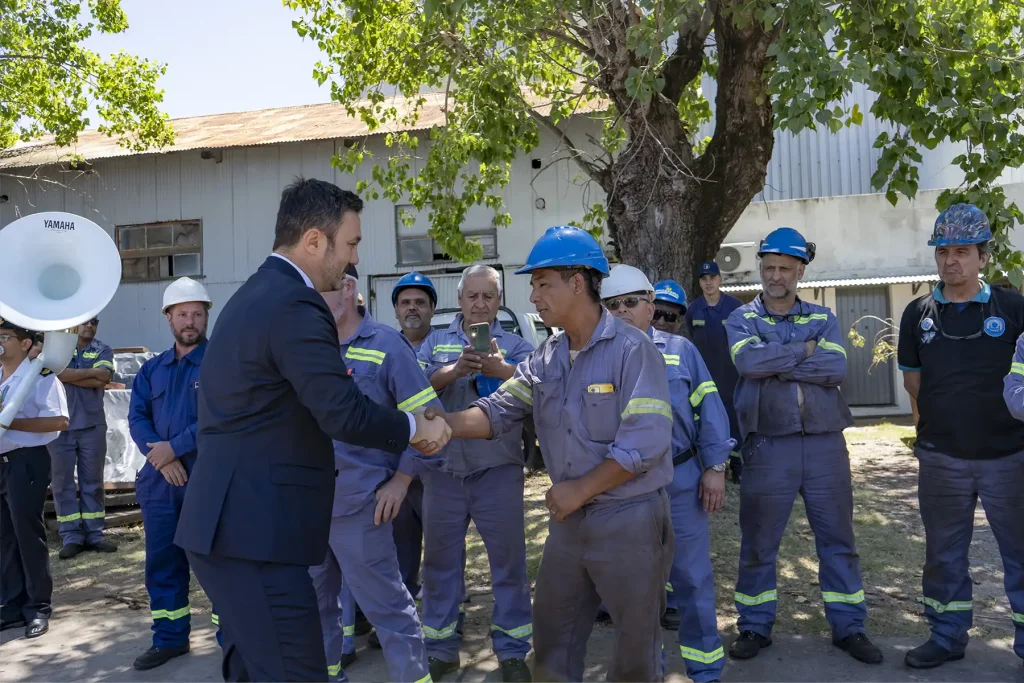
162, 277, 212, 314
600, 264, 654, 300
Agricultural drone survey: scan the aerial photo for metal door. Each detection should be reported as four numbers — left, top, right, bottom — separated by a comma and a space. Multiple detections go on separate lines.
835, 286, 895, 406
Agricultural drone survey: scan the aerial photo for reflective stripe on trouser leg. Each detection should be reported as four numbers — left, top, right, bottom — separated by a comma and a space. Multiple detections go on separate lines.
421, 468, 472, 662
735, 435, 800, 637
340, 579, 356, 655
47, 434, 85, 546
309, 544, 345, 682
916, 447, 978, 653
211, 609, 223, 648
332, 502, 430, 683
667, 459, 724, 682
139, 470, 192, 648
466, 465, 532, 660
801, 432, 867, 639
76, 426, 108, 544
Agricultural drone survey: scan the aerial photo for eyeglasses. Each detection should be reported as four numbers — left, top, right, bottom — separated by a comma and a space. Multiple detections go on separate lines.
83, 318, 99, 326
653, 310, 679, 323
604, 296, 650, 311
935, 303, 985, 340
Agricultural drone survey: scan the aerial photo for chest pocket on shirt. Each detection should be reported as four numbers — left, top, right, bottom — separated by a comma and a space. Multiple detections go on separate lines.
533, 379, 563, 429
150, 385, 167, 419
581, 390, 619, 443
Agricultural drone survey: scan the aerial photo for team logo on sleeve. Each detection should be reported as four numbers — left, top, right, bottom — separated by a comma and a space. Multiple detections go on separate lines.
920, 317, 934, 332
984, 316, 1006, 337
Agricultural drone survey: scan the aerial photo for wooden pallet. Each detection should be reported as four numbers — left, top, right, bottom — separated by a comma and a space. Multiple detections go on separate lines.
44, 483, 140, 531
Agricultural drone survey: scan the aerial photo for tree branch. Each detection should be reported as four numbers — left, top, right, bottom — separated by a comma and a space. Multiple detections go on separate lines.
537, 28, 603, 65
661, 0, 716, 103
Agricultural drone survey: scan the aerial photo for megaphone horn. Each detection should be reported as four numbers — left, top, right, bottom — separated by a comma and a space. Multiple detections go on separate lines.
0, 211, 122, 438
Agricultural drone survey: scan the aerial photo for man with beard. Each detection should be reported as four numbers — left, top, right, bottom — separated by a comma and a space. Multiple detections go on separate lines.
47, 315, 117, 559
128, 277, 222, 670
394, 272, 437, 351
174, 178, 450, 681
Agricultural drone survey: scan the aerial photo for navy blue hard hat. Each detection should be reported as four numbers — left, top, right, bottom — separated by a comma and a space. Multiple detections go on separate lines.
515, 226, 610, 276
392, 271, 437, 307
929, 203, 992, 247
699, 261, 720, 276
758, 227, 816, 264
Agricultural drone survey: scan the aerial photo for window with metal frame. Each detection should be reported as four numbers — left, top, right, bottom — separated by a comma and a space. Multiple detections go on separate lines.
116, 220, 203, 282
395, 204, 498, 266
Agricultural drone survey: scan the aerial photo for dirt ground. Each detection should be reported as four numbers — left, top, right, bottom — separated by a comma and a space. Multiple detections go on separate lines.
2, 421, 1021, 682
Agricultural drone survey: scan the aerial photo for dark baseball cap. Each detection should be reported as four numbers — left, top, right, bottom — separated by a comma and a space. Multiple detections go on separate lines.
699, 261, 721, 276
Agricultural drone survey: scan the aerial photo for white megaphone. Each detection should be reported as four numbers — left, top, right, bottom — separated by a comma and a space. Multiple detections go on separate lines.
0, 211, 122, 439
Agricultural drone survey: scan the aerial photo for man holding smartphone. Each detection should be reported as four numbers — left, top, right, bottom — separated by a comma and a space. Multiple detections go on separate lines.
416, 265, 535, 682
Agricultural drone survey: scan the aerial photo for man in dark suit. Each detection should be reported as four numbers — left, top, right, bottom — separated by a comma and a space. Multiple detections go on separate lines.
174, 177, 451, 682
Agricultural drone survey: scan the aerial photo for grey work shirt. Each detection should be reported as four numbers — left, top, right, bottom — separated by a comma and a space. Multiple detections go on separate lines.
474, 309, 673, 503
63, 338, 114, 431
418, 314, 534, 477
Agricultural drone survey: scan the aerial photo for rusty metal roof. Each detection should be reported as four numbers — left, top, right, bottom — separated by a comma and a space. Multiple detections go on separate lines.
0, 90, 605, 170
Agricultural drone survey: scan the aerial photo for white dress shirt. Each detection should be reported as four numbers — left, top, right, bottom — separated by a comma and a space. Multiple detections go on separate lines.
0, 359, 69, 454
269, 252, 419, 440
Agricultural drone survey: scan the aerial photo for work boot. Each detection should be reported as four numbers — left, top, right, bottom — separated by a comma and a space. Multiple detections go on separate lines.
87, 539, 117, 553
133, 643, 190, 670
833, 633, 883, 664
59, 543, 84, 560
340, 651, 357, 668
904, 640, 965, 669
728, 631, 771, 659
661, 607, 681, 631
428, 656, 460, 680
25, 618, 48, 639
500, 658, 532, 682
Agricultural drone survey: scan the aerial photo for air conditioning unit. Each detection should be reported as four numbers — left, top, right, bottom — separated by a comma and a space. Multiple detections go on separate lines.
715, 242, 758, 275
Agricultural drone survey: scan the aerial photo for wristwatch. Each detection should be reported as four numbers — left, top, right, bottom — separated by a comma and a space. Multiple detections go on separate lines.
709, 462, 727, 473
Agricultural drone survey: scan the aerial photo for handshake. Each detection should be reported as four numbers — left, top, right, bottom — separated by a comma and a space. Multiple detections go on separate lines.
410, 406, 452, 456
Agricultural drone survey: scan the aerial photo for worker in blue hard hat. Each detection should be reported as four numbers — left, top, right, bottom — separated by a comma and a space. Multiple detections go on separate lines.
685, 262, 745, 484
435, 226, 674, 681
652, 280, 688, 336
393, 272, 437, 350
900, 203, 1024, 669
725, 227, 882, 666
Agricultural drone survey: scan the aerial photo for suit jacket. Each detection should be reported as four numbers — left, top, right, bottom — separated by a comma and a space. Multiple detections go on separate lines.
174, 256, 412, 566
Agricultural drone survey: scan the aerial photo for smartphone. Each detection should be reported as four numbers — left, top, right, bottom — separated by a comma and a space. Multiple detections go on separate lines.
469, 322, 491, 353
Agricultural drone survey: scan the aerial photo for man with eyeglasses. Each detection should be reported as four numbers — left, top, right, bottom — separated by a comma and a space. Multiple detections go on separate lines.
685, 263, 744, 483
898, 203, 1024, 670
47, 315, 116, 560
725, 227, 882, 665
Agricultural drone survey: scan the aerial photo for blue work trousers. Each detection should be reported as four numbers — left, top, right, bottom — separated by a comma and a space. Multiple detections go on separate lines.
309, 501, 430, 683
47, 426, 107, 545
421, 464, 532, 662
665, 459, 723, 682
735, 432, 867, 639
393, 477, 424, 599
916, 447, 1024, 659
137, 466, 221, 649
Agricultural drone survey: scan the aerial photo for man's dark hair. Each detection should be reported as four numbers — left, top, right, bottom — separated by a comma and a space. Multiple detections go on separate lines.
560, 267, 603, 303
273, 177, 364, 250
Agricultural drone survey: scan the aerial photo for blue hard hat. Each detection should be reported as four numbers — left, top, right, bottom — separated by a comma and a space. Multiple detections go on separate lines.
929, 203, 992, 247
758, 227, 816, 264
699, 261, 720, 276
392, 271, 437, 307
653, 280, 687, 309
515, 226, 610, 276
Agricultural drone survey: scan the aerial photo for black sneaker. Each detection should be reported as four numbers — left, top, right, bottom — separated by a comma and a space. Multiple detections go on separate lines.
661, 607, 681, 631
904, 639, 965, 669
834, 632, 883, 664
500, 658, 532, 682
133, 643, 190, 671
428, 656, 460, 680
87, 539, 117, 553
58, 543, 84, 560
728, 631, 771, 659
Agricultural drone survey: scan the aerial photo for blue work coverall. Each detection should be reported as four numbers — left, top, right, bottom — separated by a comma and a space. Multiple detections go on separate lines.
47, 339, 114, 546
726, 295, 867, 640
308, 311, 437, 683
417, 316, 535, 664
128, 342, 220, 649
654, 329, 734, 681
685, 294, 743, 446
475, 309, 674, 682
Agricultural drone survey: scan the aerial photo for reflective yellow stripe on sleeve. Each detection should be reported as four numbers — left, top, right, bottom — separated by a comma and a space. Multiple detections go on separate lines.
93, 360, 115, 370
345, 347, 386, 365
662, 354, 680, 366
1010, 362, 1024, 376
499, 379, 533, 406
817, 340, 847, 356
621, 398, 673, 421
730, 336, 760, 361
398, 386, 438, 412
689, 381, 718, 407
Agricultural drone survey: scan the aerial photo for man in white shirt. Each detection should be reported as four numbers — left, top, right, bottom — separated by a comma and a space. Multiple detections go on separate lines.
0, 318, 69, 639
